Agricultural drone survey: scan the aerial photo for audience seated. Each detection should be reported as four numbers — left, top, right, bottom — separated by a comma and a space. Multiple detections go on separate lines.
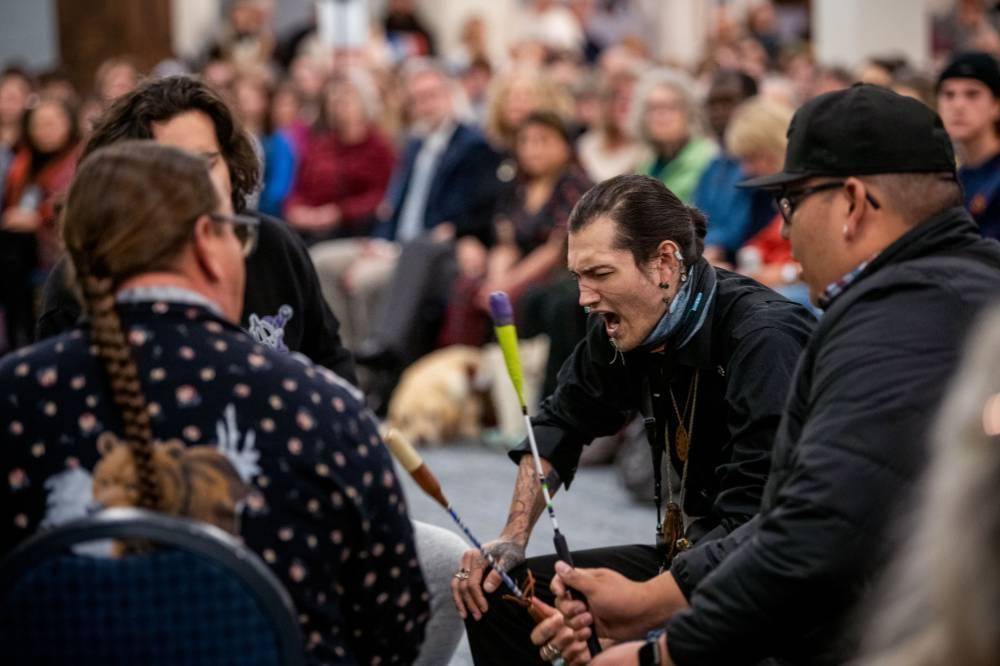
694, 69, 772, 265
310, 59, 502, 364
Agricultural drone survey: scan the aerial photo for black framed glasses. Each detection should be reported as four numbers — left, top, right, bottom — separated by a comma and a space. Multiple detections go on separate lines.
776, 180, 881, 224
210, 212, 260, 257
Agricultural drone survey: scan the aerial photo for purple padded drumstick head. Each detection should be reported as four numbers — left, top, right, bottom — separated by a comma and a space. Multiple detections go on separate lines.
489, 291, 514, 327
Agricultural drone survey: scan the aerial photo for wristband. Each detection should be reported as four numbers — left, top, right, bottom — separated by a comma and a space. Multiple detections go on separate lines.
639, 637, 661, 666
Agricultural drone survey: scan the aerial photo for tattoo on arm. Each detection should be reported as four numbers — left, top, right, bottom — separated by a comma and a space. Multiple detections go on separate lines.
501, 458, 561, 545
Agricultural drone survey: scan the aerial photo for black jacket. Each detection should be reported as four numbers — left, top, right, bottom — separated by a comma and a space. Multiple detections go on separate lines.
35, 213, 357, 384
665, 208, 1000, 665
511, 264, 815, 552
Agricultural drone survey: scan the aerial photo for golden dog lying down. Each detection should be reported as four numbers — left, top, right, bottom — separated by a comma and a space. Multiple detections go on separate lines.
387, 338, 549, 447
387, 345, 485, 446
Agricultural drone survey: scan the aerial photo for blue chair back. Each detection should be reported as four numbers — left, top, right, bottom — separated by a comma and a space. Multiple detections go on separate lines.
0, 508, 305, 666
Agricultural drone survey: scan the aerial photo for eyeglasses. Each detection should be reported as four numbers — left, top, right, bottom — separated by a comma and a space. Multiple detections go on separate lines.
776, 180, 881, 224
210, 212, 259, 257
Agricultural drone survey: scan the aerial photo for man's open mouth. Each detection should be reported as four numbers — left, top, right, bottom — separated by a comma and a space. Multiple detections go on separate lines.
601, 312, 621, 337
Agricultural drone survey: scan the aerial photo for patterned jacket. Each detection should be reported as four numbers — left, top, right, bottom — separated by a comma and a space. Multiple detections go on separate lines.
0, 297, 428, 664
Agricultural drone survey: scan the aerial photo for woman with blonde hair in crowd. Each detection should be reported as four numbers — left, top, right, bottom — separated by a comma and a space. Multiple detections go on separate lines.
484, 67, 573, 152
724, 97, 810, 305
858, 304, 1000, 666
633, 68, 717, 203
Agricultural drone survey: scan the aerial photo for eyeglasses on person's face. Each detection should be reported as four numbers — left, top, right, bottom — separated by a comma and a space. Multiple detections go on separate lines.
776, 180, 881, 225
209, 212, 259, 257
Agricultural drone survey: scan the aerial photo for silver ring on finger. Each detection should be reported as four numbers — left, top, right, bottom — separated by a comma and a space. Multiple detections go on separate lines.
454, 568, 471, 581
540, 642, 561, 662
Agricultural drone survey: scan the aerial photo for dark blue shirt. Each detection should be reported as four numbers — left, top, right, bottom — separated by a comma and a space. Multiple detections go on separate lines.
959, 150, 1000, 240
696, 155, 775, 258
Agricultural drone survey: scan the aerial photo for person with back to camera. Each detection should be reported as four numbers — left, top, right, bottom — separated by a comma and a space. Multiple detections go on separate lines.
0, 141, 429, 664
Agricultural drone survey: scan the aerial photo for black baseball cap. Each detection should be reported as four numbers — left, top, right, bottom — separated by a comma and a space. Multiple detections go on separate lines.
937, 51, 1000, 97
739, 83, 956, 190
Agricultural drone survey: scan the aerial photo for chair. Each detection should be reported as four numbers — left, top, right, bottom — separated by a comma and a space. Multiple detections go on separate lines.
0, 507, 305, 666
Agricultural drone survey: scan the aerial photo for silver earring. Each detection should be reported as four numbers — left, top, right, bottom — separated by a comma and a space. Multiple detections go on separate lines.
680, 271, 688, 282
583, 306, 592, 314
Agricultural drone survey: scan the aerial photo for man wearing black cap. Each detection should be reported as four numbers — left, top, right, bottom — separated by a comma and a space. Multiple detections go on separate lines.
541, 84, 1000, 665
937, 51, 1000, 240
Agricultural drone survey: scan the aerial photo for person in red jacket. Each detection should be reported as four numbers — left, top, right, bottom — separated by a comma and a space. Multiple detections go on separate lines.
284, 68, 395, 244
1, 94, 79, 350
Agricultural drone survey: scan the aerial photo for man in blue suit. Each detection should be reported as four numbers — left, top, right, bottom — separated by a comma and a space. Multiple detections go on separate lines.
361, 59, 504, 378
310, 59, 503, 396
381, 60, 502, 244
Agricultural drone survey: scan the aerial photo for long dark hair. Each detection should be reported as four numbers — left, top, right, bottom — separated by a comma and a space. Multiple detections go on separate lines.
568, 174, 707, 267
22, 94, 80, 174
84, 75, 259, 212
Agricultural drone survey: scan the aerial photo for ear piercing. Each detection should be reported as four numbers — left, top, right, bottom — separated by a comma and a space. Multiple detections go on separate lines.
673, 249, 688, 282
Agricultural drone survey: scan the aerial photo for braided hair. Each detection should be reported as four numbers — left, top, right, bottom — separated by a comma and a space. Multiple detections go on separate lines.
60, 141, 218, 511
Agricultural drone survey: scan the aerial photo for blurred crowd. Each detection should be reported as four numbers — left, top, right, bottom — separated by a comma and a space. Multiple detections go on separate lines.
2, 0, 1000, 396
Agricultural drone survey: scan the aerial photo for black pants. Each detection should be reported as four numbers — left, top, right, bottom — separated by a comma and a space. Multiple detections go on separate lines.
465, 544, 661, 666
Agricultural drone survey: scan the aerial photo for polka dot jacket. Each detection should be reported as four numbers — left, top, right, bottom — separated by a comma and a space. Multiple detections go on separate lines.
0, 301, 429, 664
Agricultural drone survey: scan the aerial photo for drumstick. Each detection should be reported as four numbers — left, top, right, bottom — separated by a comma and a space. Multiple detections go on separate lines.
489, 291, 602, 657
383, 428, 524, 599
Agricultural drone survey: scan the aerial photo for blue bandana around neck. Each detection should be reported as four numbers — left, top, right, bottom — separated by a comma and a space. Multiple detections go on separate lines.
638, 261, 716, 351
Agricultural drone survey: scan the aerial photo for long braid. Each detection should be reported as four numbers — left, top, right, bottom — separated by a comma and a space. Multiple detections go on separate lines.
80, 271, 162, 511
61, 141, 219, 513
